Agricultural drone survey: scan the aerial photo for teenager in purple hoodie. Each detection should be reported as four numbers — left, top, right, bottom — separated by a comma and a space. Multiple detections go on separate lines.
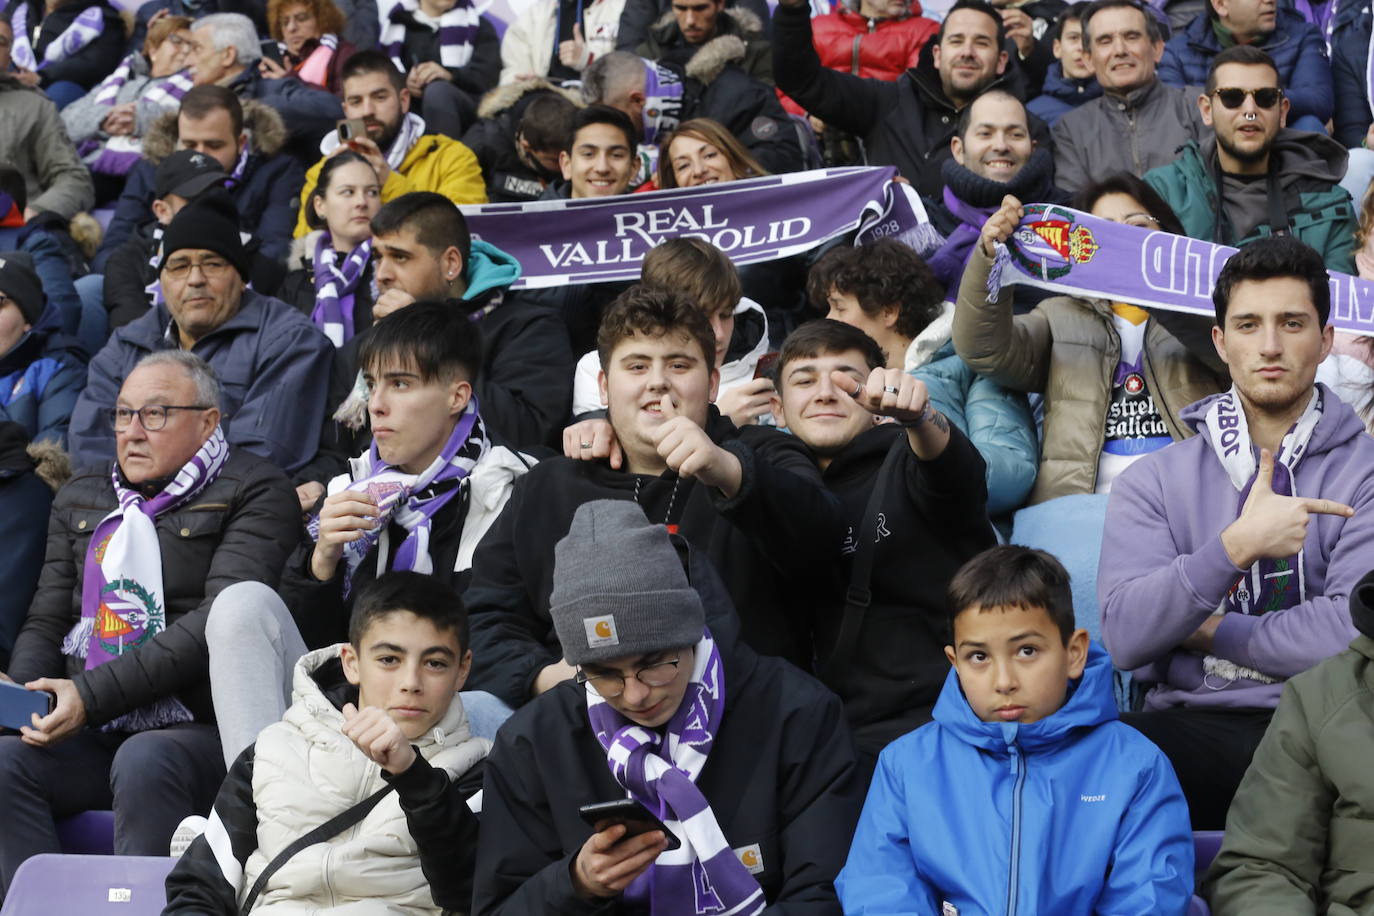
1098, 236, 1374, 830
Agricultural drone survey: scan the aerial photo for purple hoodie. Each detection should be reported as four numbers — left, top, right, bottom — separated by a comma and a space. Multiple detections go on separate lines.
1099, 383, 1374, 710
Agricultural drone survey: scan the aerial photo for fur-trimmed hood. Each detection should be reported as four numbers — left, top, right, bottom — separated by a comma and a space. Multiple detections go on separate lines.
477, 76, 584, 119
684, 32, 750, 85
651, 5, 765, 37
141, 98, 289, 164
649, 6, 765, 85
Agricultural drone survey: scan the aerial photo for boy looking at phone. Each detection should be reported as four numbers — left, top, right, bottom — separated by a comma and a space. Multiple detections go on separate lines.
473, 499, 862, 914
837, 545, 1194, 915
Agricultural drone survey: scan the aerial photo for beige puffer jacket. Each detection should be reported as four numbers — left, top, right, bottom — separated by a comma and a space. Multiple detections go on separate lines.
952, 242, 1229, 504
244, 646, 490, 913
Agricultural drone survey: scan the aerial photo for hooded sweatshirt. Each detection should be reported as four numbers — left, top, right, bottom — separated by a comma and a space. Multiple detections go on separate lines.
1099, 384, 1374, 710
837, 644, 1194, 915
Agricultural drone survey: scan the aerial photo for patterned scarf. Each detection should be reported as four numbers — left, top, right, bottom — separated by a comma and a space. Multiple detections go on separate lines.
62, 427, 230, 732
311, 233, 372, 346
587, 630, 766, 916
10, 1, 105, 71
380, 0, 478, 71
79, 56, 194, 175
308, 398, 489, 595
281, 32, 338, 87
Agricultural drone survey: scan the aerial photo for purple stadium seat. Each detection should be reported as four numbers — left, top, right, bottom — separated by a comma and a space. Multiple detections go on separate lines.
0, 855, 173, 916
55, 811, 115, 855
1194, 830, 1226, 872
1188, 895, 1211, 916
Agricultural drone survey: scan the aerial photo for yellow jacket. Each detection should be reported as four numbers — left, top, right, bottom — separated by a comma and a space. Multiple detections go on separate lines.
293, 133, 488, 237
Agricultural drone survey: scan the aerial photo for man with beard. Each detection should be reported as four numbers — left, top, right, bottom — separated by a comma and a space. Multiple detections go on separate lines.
1146, 46, 1356, 273
293, 51, 488, 238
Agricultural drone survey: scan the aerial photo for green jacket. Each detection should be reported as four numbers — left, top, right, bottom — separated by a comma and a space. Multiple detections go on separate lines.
1204, 633, 1374, 915
1145, 132, 1357, 274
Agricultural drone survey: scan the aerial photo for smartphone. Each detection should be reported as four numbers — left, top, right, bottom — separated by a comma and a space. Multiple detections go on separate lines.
578, 798, 682, 850
0, 681, 53, 731
753, 351, 780, 380
337, 118, 368, 143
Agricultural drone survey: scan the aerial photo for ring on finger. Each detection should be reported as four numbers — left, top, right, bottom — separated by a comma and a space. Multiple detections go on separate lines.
883, 385, 900, 394
579, 441, 593, 449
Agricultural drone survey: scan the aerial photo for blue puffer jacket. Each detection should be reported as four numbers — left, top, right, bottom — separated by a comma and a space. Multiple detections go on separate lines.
837, 644, 1195, 916
1159, 8, 1333, 126
1331, 1, 1372, 147
0, 300, 88, 446
1027, 62, 1103, 128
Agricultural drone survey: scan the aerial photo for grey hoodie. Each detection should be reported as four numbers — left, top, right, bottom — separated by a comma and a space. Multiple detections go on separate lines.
1211, 128, 1349, 242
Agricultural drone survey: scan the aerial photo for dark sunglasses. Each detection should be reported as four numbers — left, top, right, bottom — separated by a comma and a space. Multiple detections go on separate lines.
1212, 87, 1283, 110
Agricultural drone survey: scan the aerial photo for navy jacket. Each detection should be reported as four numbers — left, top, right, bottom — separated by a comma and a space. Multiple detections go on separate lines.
0, 300, 87, 446
1026, 61, 1103, 128
1331, 1, 1372, 147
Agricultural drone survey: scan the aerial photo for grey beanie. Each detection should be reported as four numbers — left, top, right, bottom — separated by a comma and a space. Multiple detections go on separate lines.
550, 500, 705, 666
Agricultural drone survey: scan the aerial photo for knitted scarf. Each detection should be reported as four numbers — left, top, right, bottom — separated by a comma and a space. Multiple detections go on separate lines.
62, 427, 230, 732
311, 234, 372, 346
380, 0, 478, 72
280, 32, 338, 87
79, 56, 193, 175
587, 630, 766, 916
10, 1, 105, 71
307, 398, 489, 595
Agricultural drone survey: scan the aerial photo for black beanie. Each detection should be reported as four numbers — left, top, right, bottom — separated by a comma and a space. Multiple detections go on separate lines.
0, 251, 44, 325
158, 190, 250, 280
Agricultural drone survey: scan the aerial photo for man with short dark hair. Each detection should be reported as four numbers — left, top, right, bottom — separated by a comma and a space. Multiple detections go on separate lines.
1100, 236, 1374, 828
636, 0, 772, 84
461, 82, 580, 202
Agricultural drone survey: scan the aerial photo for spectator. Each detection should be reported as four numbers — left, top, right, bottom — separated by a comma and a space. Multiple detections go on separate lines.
60, 14, 194, 204
96, 85, 303, 271
461, 79, 579, 202
0, 166, 90, 353
582, 49, 804, 176
0, 350, 297, 895
70, 193, 335, 477
0, 251, 87, 445
472, 499, 863, 914
292, 50, 487, 238
125, 0, 272, 52
1099, 237, 1374, 828
1330, 2, 1371, 149
280, 151, 380, 345
1158, 0, 1331, 133
0, 17, 95, 220
776, 0, 1049, 198
811, 242, 1038, 517
995, 0, 1068, 97
636, 0, 772, 85
0, 421, 54, 671
616, 0, 769, 49
1146, 46, 1356, 273
4, 0, 124, 109
376, 0, 502, 139
1027, 2, 1102, 126
462, 286, 843, 705
164, 572, 488, 914
497, 0, 625, 85
1051, 0, 1206, 193
1202, 568, 1374, 915
768, 320, 996, 765
258, 0, 357, 94
837, 546, 1194, 914
954, 177, 1228, 503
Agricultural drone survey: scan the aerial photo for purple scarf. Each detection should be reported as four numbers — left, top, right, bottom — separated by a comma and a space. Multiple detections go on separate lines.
380, 0, 478, 72
78, 57, 193, 175
9, 0, 105, 71
927, 186, 997, 294
310, 234, 372, 347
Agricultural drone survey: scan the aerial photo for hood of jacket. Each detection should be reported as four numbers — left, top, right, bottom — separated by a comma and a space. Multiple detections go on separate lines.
1038, 60, 1103, 105
683, 29, 753, 85
931, 642, 1118, 756
141, 98, 288, 164
904, 301, 955, 371
477, 77, 584, 119
1198, 128, 1349, 191
1181, 382, 1367, 457
464, 239, 522, 301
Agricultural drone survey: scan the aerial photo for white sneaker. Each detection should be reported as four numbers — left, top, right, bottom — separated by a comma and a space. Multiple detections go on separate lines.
169, 815, 208, 857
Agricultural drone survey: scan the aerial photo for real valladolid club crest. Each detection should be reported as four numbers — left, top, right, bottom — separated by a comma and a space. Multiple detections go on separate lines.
94, 534, 163, 657
1010, 204, 1101, 281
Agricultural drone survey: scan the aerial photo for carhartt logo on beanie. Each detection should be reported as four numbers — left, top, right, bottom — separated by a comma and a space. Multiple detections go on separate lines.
550, 500, 705, 666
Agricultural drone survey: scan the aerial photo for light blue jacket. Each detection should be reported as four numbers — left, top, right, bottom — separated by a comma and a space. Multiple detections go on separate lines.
837, 644, 1194, 916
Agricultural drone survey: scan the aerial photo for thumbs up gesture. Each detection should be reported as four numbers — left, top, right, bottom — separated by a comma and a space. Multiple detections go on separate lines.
650, 393, 742, 497
559, 22, 588, 68
831, 367, 932, 426
1221, 448, 1354, 569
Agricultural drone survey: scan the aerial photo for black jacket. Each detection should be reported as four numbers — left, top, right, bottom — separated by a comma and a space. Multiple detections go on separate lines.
461, 81, 576, 203
0, 422, 51, 669
816, 424, 994, 755
464, 410, 844, 705
8, 449, 299, 725
675, 50, 803, 175
16, 0, 124, 90
472, 552, 862, 915
616, 0, 771, 50
773, 2, 1049, 199
395, 12, 502, 97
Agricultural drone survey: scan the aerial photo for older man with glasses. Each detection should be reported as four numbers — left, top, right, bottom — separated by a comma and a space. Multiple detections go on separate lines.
68, 191, 335, 479
0, 349, 298, 900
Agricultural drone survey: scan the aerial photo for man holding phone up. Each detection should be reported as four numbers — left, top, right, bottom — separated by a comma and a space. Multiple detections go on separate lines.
473, 500, 863, 914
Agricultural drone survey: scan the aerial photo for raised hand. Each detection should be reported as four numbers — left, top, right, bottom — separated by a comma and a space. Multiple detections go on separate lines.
979, 195, 1024, 257
715, 377, 775, 428
341, 702, 416, 775
651, 394, 741, 496
563, 418, 622, 468
1222, 448, 1354, 569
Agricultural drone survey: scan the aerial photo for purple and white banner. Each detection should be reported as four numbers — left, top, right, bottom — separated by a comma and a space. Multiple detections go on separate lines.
460, 166, 937, 290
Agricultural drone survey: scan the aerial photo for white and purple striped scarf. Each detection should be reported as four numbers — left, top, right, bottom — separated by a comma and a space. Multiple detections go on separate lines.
62, 427, 230, 732
319, 111, 426, 172
587, 630, 766, 916
380, 0, 478, 72
311, 233, 372, 346
10, 1, 106, 71
79, 57, 193, 175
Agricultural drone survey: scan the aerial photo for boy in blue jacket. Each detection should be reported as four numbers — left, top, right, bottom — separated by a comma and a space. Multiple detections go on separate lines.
837, 545, 1194, 915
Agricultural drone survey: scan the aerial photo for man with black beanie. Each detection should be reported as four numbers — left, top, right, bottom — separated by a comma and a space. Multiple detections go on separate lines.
67, 195, 335, 478
0, 252, 88, 446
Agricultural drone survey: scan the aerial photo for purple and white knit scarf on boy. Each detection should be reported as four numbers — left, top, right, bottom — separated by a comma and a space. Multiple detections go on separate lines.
10, 1, 105, 71
587, 630, 766, 916
61, 427, 230, 732
380, 0, 478, 72
311, 234, 372, 346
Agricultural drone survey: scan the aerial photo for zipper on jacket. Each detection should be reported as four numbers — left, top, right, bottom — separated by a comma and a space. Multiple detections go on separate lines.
1005, 743, 1026, 916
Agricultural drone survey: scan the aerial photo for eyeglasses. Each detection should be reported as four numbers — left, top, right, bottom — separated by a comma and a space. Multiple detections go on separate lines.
108, 405, 213, 431
163, 256, 232, 280
1213, 87, 1283, 110
574, 656, 682, 699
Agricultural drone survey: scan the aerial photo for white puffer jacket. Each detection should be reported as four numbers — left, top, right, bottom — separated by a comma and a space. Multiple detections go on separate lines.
498, 0, 626, 84
243, 646, 490, 913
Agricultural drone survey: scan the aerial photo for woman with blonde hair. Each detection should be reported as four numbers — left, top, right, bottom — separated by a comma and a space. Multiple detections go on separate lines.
656, 117, 768, 189
259, 0, 355, 93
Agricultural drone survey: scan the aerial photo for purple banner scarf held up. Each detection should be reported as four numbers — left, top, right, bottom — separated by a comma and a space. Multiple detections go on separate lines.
460, 166, 940, 289
587, 629, 766, 916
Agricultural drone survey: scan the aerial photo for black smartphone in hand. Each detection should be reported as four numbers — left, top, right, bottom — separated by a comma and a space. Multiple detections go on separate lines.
0, 681, 54, 731
578, 798, 682, 850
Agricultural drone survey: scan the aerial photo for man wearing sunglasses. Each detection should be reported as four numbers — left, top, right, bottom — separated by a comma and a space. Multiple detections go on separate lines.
68, 191, 335, 478
1146, 45, 1356, 273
